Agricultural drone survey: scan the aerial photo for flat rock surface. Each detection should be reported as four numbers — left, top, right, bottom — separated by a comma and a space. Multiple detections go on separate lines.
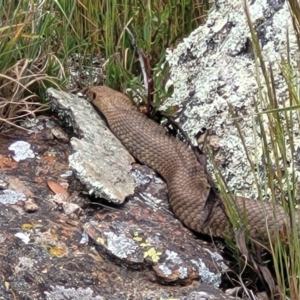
0, 112, 235, 299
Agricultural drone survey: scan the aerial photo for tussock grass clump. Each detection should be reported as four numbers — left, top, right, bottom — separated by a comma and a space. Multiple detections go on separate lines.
0, 0, 210, 130
0, 1, 66, 130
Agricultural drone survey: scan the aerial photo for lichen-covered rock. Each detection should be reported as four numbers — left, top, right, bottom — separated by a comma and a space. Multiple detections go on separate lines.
163, 0, 299, 199
84, 166, 226, 286
45, 88, 135, 204
0, 119, 237, 300
45, 89, 229, 290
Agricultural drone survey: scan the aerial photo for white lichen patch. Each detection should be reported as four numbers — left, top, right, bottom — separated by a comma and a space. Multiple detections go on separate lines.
0, 189, 26, 204
45, 285, 104, 300
15, 257, 35, 273
178, 266, 188, 279
204, 248, 228, 272
191, 259, 221, 287
165, 250, 182, 264
131, 167, 152, 186
103, 232, 138, 259
158, 263, 172, 276
139, 192, 164, 207
8, 141, 35, 162
79, 231, 89, 244
162, 0, 299, 198
144, 234, 162, 245
14, 232, 31, 244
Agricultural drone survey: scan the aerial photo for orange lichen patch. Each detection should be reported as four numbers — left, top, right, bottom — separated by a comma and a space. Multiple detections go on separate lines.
0, 155, 17, 169
36, 156, 69, 177
42, 155, 57, 164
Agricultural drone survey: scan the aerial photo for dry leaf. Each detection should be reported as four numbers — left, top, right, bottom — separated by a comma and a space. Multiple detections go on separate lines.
47, 180, 69, 195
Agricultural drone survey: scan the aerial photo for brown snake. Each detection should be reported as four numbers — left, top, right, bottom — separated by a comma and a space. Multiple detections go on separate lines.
89, 86, 299, 244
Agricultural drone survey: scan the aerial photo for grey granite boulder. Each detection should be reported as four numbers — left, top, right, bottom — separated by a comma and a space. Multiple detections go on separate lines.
163, 0, 299, 199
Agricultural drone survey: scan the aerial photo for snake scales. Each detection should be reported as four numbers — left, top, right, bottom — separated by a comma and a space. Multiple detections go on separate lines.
89, 86, 299, 244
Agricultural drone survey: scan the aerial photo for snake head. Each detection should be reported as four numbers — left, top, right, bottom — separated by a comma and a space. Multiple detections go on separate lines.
88, 86, 115, 104
87, 87, 98, 103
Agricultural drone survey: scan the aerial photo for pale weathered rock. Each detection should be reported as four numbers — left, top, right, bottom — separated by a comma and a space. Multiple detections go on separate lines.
163, 0, 299, 199
45, 88, 135, 204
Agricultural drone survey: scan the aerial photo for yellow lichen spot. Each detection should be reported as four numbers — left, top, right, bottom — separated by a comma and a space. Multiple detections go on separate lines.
133, 236, 142, 242
143, 247, 162, 263
96, 237, 105, 244
133, 231, 143, 241
140, 242, 151, 247
21, 222, 34, 230
48, 245, 67, 257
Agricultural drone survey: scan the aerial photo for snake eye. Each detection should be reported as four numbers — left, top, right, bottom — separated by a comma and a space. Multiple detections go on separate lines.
88, 91, 96, 101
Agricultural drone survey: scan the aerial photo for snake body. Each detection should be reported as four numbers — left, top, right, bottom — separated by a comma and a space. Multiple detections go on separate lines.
89, 86, 298, 243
